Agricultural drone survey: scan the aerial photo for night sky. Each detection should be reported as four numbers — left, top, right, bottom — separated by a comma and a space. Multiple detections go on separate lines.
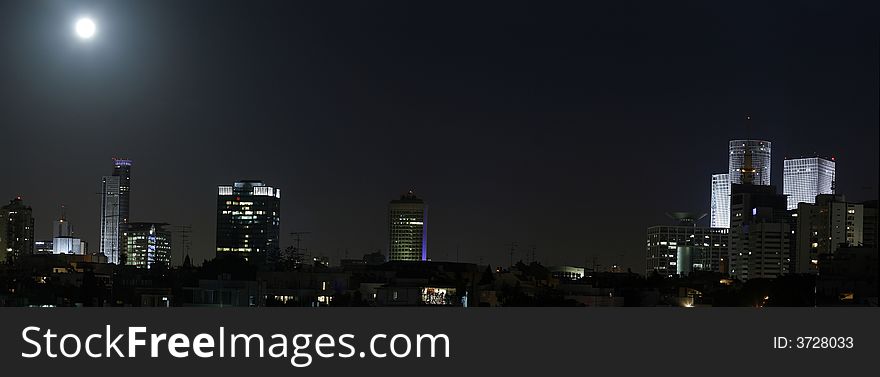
1, 1, 877, 271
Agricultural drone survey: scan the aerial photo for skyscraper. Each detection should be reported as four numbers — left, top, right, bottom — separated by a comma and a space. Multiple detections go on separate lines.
710, 139, 772, 230
710, 173, 730, 228
783, 157, 836, 210
113, 159, 132, 225
99, 158, 132, 264
0, 197, 35, 264
124, 222, 171, 269
388, 191, 427, 262
216, 180, 281, 259
729, 139, 771, 185
727, 142, 792, 280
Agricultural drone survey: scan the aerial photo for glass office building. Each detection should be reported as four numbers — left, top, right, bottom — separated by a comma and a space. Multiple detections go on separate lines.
388, 191, 427, 261
783, 157, 835, 210
99, 158, 132, 264
216, 180, 281, 258
710, 173, 731, 228
124, 222, 171, 269
729, 140, 771, 185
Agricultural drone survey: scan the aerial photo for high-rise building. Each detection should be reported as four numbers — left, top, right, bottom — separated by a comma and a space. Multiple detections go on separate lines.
113, 159, 132, 225
729, 139, 771, 185
646, 212, 728, 277
794, 194, 864, 274
216, 180, 281, 258
124, 222, 171, 269
728, 183, 792, 280
388, 191, 427, 262
710, 139, 772, 230
100, 175, 122, 263
783, 157, 836, 210
710, 173, 731, 228
99, 158, 132, 264
0, 197, 35, 264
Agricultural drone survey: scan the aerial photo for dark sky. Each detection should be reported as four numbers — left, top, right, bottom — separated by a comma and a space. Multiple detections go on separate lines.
1, 0, 878, 271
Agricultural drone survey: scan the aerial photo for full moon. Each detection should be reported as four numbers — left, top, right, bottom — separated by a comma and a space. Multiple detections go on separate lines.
75, 18, 96, 39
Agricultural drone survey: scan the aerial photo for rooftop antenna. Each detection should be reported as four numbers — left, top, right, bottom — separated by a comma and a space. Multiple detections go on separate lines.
171, 225, 192, 266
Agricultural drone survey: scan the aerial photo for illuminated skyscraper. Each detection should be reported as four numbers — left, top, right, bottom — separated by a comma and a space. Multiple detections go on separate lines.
99, 159, 131, 264
216, 180, 281, 258
388, 191, 427, 261
0, 197, 35, 264
113, 159, 132, 225
710, 138, 772, 229
124, 222, 171, 269
710, 173, 730, 228
783, 157, 836, 210
729, 139, 771, 185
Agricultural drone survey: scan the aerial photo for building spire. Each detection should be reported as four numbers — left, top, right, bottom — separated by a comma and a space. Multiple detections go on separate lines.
740, 115, 757, 185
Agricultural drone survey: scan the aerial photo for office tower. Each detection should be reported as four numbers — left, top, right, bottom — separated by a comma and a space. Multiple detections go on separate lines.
710, 173, 731, 228
216, 180, 281, 258
0, 197, 35, 264
794, 194, 864, 274
388, 191, 428, 261
729, 139, 771, 185
100, 175, 122, 263
783, 157, 836, 210
728, 183, 792, 280
113, 158, 132, 225
646, 212, 728, 277
124, 222, 171, 269
710, 137, 771, 230
99, 158, 132, 264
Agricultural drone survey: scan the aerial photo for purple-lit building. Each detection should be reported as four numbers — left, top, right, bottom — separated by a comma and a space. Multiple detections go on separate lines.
388, 191, 427, 261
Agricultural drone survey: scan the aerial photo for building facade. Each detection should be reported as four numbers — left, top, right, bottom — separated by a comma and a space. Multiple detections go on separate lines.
710, 173, 731, 228
728, 184, 792, 280
53, 236, 86, 254
216, 180, 281, 259
0, 197, 35, 264
646, 213, 729, 277
388, 191, 427, 261
783, 157, 836, 210
729, 140, 771, 185
99, 158, 132, 264
124, 222, 172, 269
794, 194, 864, 274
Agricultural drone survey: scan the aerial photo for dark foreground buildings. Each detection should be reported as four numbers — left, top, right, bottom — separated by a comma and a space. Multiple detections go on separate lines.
0, 197, 35, 264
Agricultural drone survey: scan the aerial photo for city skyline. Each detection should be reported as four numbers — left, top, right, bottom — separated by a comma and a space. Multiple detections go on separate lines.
1, 1, 877, 271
